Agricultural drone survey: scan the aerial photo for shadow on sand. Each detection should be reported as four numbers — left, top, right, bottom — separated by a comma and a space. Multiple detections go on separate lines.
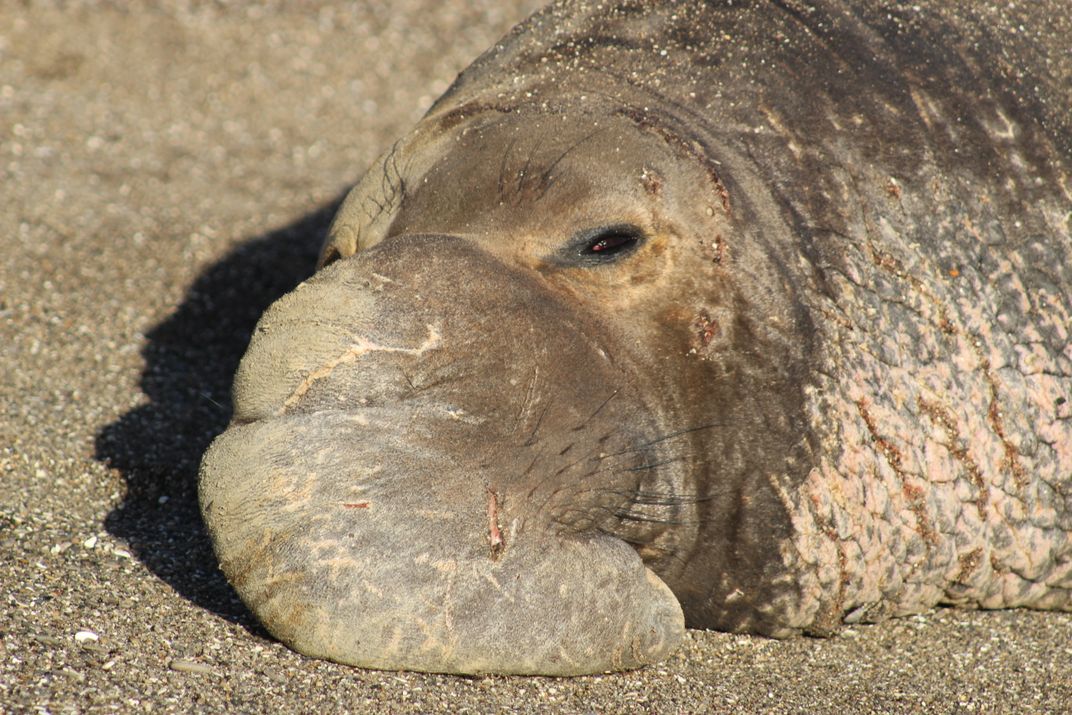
94, 193, 346, 627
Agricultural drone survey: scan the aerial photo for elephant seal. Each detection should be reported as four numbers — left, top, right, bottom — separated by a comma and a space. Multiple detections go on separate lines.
198, 0, 1072, 675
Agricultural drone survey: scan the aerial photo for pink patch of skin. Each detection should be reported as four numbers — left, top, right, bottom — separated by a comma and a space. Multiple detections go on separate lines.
759, 154, 1072, 633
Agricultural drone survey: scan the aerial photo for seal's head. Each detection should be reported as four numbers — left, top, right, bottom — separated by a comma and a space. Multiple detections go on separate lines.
200, 92, 812, 674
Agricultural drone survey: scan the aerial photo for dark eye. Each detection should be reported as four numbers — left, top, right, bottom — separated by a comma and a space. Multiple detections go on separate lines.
566, 224, 645, 264
583, 230, 639, 255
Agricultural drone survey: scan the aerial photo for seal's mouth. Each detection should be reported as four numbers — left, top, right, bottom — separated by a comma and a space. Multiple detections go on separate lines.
198, 234, 687, 674
200, 405, 685, 675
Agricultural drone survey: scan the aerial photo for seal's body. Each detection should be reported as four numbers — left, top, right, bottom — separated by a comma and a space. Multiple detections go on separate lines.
199, 1, 1072, 675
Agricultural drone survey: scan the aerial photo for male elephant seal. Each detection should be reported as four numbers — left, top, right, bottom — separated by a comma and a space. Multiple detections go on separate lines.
198, 0, 1072, 675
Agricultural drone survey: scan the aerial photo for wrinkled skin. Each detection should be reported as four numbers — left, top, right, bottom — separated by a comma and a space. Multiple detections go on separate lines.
199, 0, 1072, 675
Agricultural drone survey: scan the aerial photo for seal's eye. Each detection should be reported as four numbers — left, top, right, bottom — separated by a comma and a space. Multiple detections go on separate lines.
564, 224, 645, 265
583, 229, 639, 256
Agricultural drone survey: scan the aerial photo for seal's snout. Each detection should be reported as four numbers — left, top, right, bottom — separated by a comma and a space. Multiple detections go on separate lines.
199, 410, 685, 675
199, 234, 685, 675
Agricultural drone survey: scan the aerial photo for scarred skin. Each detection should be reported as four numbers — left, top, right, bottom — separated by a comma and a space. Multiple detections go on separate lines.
199, 0, 1072, 674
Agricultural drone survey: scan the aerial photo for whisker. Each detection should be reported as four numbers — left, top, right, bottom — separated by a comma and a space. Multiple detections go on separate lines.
572, 388, 620, 431
497, 135, 518, 199
515, 137, 543, 201
533, 129, 604, 201
529, 429, 627, 517
199, 391, 227, 412
612, 509, 699, 526
617, 489, 710, 507
601, 422, 724, 458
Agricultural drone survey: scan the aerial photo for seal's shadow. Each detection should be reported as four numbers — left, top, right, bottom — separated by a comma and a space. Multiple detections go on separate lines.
94, 194, 345, 627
